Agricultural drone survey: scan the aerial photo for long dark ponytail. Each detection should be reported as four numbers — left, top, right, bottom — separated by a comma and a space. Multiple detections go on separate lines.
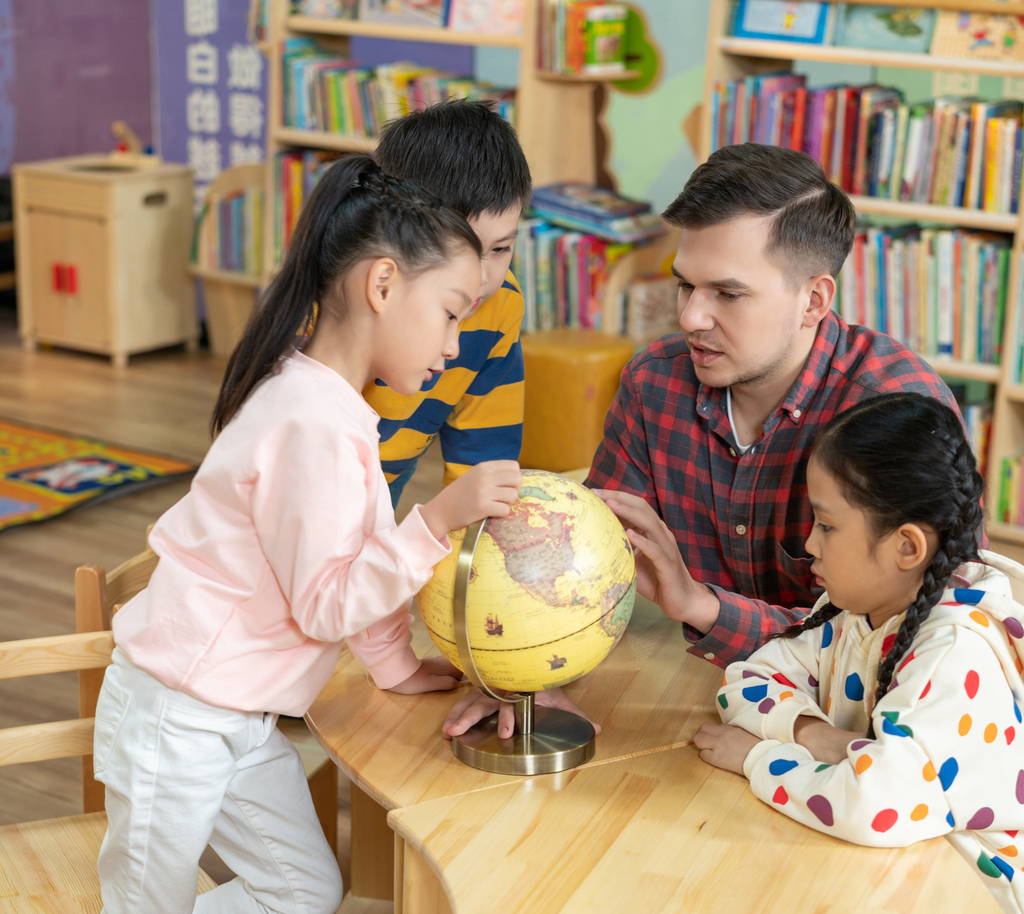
211, 155, 482, 435
775, 392, 984, 736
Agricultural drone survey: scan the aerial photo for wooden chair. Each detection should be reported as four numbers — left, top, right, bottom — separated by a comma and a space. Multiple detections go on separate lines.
74, 538, 339, 856
0, 627, 218, 908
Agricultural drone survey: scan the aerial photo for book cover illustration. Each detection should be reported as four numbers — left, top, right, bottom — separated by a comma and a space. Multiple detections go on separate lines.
930, 10, 1024, 61
447, 0, 524, 35
292, 0, 359, 18
358, 0, 444, 28
732, 0, 833, 44
832, 4, 935, 52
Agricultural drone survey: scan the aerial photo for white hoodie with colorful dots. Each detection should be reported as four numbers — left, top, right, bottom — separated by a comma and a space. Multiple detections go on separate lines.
719, 553, 1024, 914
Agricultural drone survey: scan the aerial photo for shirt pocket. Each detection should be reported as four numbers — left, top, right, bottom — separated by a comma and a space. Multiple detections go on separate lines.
773, 539, 819, 604
92, 674, 132, 778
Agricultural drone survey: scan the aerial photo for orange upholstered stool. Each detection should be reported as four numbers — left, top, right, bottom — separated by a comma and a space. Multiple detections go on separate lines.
520, 329, 636, 472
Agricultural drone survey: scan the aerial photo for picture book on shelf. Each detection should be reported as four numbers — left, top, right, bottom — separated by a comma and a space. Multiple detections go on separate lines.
731, 0, 834, 44
291, 0, 359, 17
930, 10, 1024, 62
832, 4, 935, 53
358, 0, 444, 28
530, 183, 665, 244
447, 0, 524, 35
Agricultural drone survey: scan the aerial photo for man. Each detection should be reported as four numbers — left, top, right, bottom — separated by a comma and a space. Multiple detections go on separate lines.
588, 143, 960, 668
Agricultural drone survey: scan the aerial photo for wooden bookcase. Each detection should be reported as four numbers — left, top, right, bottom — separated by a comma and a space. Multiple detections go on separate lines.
261, 0, 640, 277
702, 0, 1024, 559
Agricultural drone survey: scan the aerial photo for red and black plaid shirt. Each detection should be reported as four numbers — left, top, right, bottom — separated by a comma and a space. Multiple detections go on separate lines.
586, 310, 960, 667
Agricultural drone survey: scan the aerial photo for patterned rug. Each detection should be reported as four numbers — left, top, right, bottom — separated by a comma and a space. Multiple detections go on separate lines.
0, 419, 196, 533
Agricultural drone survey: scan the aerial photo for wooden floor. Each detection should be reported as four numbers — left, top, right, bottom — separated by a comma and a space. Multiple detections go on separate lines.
0, 316, 446, 889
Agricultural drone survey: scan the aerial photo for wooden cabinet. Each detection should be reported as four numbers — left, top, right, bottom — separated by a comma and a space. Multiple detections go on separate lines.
13, 156, 196, 368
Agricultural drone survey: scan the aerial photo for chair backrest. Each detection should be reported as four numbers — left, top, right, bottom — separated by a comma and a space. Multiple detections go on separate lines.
73, 534, 159, 812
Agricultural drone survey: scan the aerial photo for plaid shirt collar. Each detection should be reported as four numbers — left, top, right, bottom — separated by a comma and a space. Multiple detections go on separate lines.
694, 310, 842, 443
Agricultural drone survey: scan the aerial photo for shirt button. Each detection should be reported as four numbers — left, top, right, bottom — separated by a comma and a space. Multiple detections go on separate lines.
729, 447, 736, 457
736, 524, 747, 535
793, 408, 802, 418
704, 652, 716, 660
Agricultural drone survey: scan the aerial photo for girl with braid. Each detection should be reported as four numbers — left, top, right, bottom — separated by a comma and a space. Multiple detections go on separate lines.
691, 392, 1024, 912
94, 155, 521, 914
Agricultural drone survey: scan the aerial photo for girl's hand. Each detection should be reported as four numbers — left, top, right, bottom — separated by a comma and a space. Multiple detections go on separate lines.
693, 721, 761, 775
594, 490, 720, 632
793, 717, 865, 765
388, 656, 463, 695
441, 686, 602, 740
421, 460, 522, 539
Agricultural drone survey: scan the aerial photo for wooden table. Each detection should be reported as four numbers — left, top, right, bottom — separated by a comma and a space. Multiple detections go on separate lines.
305, 597, 720, 910
388, 746, 1000, 914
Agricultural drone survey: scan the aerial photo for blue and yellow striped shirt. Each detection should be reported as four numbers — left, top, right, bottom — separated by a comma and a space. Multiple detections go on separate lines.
363, 271, 525, 502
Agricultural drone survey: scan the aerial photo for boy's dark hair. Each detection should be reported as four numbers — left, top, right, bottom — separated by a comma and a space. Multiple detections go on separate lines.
211, 155, 481, 435
662, 143, 856, 282
773, 393, 984, 737
375, 98, 532, 219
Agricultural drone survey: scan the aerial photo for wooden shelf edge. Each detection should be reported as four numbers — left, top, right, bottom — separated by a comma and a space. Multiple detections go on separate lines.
538, 69, 641, 83
718, 37, 1024, 77
920, 356, 1001, 383
848, 195, 1019, 231
188, 265, 263, 288
1004, 383, 1024, 403
988, 522, 1024, 545
273, 127, 378, 153
286, 14, 523, 48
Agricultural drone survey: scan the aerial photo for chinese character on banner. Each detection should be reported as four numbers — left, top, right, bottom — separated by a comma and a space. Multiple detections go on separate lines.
229, 141, 264, 166
185, 0, 218, 37
186, 39, 218, 85
227, 44, 264, 90
188, 136, 222, 181
229, 93, 264, 139
186, 89, 221, 134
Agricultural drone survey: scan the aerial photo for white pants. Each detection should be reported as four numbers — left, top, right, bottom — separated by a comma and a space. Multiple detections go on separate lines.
94, 648, 343, 914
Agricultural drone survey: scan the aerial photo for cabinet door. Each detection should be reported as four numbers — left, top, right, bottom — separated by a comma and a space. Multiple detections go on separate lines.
24, 208, 110, 349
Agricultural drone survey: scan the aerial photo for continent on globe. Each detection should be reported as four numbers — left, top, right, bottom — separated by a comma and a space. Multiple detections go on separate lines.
486, 501, 578, 606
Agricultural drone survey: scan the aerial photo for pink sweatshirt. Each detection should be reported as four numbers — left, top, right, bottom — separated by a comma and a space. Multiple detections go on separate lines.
113, 352, 450, 716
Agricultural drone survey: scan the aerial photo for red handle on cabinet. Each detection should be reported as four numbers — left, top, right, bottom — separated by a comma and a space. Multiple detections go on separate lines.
52, 263, 63, 292
66, 265, 78, 295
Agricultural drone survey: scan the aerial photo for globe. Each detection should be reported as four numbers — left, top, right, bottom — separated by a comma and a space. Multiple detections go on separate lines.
417, 470, 637, 694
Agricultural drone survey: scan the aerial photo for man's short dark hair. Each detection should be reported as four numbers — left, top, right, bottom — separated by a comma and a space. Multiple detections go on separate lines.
662, 143, 856, 281
375, 98, 532, 220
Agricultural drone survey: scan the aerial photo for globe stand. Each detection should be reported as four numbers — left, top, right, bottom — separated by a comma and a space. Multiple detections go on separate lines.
450, 520, 597, 776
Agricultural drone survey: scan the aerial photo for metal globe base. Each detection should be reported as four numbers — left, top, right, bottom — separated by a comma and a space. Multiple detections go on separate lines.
452, 695, 596, 776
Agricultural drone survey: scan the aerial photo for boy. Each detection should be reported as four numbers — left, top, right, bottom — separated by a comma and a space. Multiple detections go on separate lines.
367, 99, 532, 505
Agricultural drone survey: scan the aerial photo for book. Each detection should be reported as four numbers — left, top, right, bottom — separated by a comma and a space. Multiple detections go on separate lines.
832, 4, 935, 53
625, 275, 679, 344
358, 0, 444, 28
291, 0, 358, 17
732, 0, 833, 44
532, 183, 650, 221
930, 10, 1024, 62
447, 0, 525, 35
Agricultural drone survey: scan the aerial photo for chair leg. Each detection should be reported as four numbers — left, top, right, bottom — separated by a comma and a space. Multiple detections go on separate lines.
307, 761, 338, 858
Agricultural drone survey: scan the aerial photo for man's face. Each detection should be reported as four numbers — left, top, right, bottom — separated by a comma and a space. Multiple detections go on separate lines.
672, 214, 813, 390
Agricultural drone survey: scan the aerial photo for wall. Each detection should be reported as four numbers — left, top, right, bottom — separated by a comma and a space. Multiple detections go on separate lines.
0, 0, 152, 174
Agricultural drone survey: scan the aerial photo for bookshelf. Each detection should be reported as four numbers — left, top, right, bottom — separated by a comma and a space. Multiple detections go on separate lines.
261, 0, 644, 278
702, 0, 1024, 559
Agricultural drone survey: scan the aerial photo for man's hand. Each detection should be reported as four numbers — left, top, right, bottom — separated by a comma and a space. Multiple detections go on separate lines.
793, 716, 865, 765
594, 490, 720, 632
693, 721, 761, 775
388, 656, 463, 695
441, 686, 602, 739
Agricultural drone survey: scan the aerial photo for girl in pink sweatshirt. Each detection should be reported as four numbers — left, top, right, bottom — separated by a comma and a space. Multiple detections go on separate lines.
94, 155, 521, 914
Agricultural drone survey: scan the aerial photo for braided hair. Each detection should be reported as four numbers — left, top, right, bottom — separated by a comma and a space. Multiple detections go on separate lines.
212, 155, 482, 435
775, 392, 984, 737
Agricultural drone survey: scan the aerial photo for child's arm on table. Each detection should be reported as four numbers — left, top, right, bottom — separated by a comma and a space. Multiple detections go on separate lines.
699, 627, 1016, 847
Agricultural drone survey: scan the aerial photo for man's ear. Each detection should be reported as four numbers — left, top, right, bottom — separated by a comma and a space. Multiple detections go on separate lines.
802, 273, 836, 328
366, 257, 398, 315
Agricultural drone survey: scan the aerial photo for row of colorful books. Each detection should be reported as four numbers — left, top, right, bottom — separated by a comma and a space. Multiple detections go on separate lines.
710, 75, 1023, 214
835, 225, 1010, 366
290, 0, 525, 37
272, 149, 337, 263
733, 1, 1024, 63
954, 394, 993, 480
196, 189, 265, 278
537, 1, 630, 75
282, 40, 515, 137
998, 450, 1024, 526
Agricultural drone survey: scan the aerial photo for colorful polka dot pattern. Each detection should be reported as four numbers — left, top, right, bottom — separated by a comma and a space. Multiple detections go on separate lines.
844, 673, 864, 702
821, 621, 833, 648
